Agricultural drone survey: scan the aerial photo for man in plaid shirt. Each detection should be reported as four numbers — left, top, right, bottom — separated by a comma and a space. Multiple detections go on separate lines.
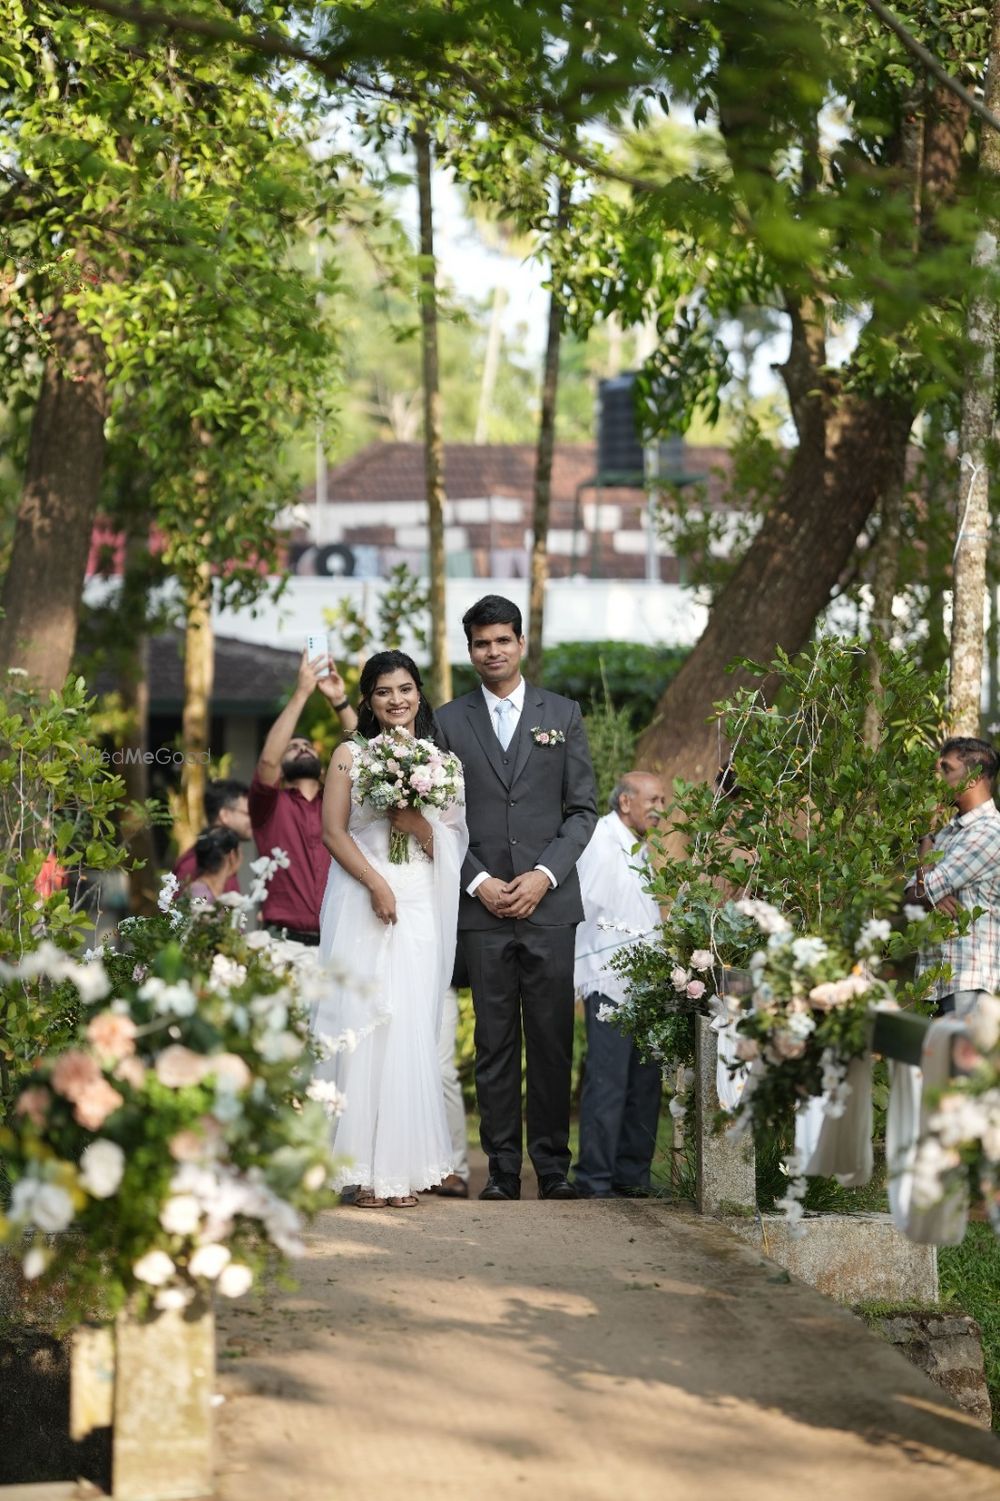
906, 736, 1000, 1016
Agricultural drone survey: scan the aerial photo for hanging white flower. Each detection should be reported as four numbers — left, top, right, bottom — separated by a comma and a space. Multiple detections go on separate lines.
10, 1179, 75, 1233
189, 1243, 232, 1280
689, 949, 714, 972
22, 1246, 50, 1280
139, 977, 198, 1017
79, 1139, 126, 1199
133, 1249, 176, 1286
159, 1194, 202, 1236
791, 936, 828, 968
154, 1286, 195, 1312
217, 1262, 254, 1298
855, 918, 891, 954
306, 1079, 347, 1117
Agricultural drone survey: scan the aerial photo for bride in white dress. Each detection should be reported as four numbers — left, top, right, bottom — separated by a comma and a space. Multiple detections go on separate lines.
313, 650, 468, 1207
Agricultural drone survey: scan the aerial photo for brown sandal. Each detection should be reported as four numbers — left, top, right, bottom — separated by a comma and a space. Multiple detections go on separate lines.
387, 1195, 418, 1208
354, 1188, 387, 1208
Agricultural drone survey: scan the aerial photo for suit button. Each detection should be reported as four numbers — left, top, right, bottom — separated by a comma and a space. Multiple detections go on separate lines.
511, 838, 518, 845
509, 799, 516, 806
502, 756, 509, 764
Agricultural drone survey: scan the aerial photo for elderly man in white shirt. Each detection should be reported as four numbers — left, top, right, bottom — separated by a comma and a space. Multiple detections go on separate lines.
573, 771, 664, 1199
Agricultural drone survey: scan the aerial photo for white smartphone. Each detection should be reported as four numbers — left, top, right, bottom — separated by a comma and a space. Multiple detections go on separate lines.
306, 632, 330, 679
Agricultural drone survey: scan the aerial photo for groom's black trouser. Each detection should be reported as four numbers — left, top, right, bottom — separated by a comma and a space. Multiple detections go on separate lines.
460, 921, 576, 1181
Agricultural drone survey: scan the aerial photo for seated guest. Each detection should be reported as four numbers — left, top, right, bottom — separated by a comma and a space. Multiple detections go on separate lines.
188, 827, 242, 905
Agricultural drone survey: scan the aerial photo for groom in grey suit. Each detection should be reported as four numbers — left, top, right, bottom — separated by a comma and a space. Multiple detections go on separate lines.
436, 595, 598, 1200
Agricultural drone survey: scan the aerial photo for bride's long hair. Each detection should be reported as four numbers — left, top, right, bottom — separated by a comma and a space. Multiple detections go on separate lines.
356, 650, 440, 743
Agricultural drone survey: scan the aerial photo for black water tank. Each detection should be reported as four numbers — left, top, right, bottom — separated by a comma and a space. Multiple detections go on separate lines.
597, 373, 686, 482
597, 374, 645, 480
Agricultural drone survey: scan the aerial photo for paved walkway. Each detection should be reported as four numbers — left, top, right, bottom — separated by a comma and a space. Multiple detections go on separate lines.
214, 1196, 999, 1500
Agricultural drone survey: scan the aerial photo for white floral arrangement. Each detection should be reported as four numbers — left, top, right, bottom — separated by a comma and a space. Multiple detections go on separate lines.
729, 906, 892, 1120
0, 869, 348, 1318
909, 994, 1000, 1236
530, 726, 565, 745
350, 727, 463, 864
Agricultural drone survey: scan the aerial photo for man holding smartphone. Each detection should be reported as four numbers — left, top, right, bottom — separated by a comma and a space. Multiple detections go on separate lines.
249, 645, 357, 944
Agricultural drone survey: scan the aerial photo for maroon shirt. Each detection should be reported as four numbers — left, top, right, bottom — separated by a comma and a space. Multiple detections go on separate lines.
173, 844, 241, 895
248, 772, 329, 931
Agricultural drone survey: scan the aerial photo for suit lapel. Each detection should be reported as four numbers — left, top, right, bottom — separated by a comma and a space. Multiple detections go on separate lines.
465, 691, 513, 788
510, 684, 544, 789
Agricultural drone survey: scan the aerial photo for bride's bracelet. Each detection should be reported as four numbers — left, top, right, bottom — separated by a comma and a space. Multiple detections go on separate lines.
420, 835, 433, 855
356, 863, 371, 885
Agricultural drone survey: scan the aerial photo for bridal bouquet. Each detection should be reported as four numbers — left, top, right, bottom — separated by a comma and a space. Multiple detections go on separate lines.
351, 728, 464, 864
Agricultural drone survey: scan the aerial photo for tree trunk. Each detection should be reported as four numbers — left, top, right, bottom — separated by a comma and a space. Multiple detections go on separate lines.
862, 469, 906, 750
117, 532, 159, 914
525, 180, 570, 685
474, 284, 507, 445
637, 386, 913, 782
177, 563, 214, 855
948, 0, 1000, 733
0, 301, 107, 690
414, 123, 451, 707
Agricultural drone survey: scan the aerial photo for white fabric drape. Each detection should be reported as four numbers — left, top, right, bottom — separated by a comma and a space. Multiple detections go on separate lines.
311, 791, 468, 1198
801, 1057, 874, 1188
712, 1015, 747, 1111
886, 1016, 969, 1246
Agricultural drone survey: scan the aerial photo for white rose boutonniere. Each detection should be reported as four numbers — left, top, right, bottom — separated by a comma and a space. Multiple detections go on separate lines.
530, 726, 566, 746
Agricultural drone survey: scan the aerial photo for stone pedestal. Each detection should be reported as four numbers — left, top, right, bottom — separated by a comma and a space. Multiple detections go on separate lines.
694, 1014, 755, 1215
729, 1211, 940, 1306
71, 1299, 215, 1500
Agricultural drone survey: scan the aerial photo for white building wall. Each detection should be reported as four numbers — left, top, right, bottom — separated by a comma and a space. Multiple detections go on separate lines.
212, 576, 709, 664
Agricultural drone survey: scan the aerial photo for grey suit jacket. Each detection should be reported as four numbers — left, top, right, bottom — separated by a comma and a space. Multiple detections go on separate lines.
435, 682, 598, 930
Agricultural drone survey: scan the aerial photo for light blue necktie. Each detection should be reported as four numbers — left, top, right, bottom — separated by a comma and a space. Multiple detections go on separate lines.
494, 698, 515, 750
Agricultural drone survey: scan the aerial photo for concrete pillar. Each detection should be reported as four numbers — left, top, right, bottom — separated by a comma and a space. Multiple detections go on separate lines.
695, 1014, 756, 1215
111, 1299, 214, 1500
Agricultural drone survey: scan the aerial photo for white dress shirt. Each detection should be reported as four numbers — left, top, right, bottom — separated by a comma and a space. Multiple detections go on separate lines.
574, 812, 660, 1003
467, 678, 557, 897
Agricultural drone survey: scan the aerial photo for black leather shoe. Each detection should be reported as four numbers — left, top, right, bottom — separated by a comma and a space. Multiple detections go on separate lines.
613, 1184, 652, 1199
479, 1174, 520, 1201
538, 1175, 579, 1200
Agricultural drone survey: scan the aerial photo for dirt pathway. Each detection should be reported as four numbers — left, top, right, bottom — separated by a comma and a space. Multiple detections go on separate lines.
214, 1195, 999, 1500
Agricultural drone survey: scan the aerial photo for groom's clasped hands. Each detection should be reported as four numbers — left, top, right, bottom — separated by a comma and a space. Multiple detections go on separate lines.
475, 870, 551, 920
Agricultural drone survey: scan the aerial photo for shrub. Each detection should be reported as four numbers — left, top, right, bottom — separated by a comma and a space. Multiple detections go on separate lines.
0, 677, 139, 1107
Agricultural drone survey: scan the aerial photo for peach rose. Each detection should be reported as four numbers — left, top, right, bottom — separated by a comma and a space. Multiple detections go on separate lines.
74, 1079, 124, 1130
51, 1050, 102, 1102
86, 1012, 137, 1062
155, 1045, 209, 1089
114, 1055, 147, 1090
206, 1053, 252, 1091
14, 1086, 52, 1127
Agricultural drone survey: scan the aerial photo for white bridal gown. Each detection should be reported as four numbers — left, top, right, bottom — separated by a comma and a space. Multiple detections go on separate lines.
312, 781, 468, 1199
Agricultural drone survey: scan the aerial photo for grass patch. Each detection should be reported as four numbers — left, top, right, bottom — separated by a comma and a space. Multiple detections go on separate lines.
939, 1224, 1000, 1430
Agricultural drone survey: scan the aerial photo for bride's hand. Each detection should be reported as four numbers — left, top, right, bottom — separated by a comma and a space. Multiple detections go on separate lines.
369, 876, 397, 926
388, 806, 427, 838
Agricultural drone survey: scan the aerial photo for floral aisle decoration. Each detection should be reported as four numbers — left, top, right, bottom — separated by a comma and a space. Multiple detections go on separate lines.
606, 893, 759, 1122
350, 727, 464, 864
725, 902, 900, 1229
909, 994, 1000, 1239
0, 868, 347, 1320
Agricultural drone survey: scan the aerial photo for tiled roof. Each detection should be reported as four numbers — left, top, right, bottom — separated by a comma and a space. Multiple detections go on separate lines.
91, 633, 299, 714
302, 442, 732, 510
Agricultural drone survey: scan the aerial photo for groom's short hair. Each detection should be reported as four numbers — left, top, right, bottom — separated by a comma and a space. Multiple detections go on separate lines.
462, 594, 523, 642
